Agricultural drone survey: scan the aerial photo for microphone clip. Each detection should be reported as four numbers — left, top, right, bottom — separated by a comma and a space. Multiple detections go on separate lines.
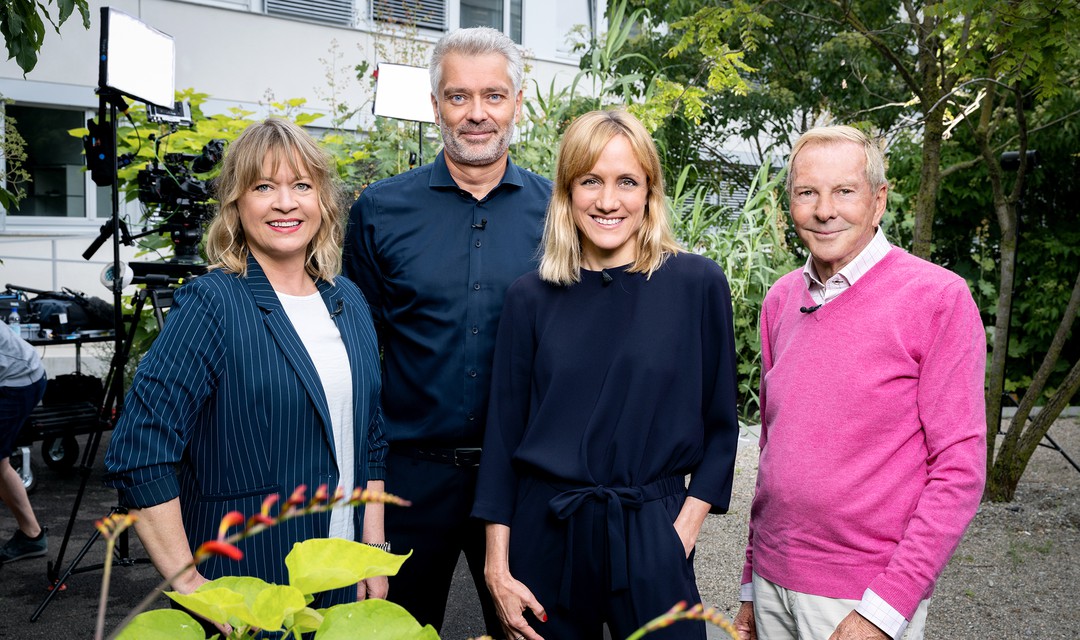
799, 304, 822, 314
600, 270, 613, 286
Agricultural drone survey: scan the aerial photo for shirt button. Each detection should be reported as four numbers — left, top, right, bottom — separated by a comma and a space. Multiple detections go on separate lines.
473, 283, 481, 291
469, 370, 478, 378
475, 240, 482, 248
471, 326, 479, 335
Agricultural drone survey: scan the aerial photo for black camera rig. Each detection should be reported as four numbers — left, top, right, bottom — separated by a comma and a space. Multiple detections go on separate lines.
136, 135, 224, 263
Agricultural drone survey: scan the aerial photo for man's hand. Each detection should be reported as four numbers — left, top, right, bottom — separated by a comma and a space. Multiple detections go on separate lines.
734, 601, 756, 640
828, 611, 889, 640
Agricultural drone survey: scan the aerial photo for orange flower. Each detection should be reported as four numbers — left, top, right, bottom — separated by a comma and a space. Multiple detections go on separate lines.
196, 540, 243, 562
286, 485, 308, 507
217, 511, 245, 540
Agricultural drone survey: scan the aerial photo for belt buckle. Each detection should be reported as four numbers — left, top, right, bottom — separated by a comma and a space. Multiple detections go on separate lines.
453, 447, 482, 467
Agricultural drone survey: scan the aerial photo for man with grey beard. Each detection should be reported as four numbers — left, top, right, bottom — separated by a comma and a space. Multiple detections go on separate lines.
344, 26, 552, 637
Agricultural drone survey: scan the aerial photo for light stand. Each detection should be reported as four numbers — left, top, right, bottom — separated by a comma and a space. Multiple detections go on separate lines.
31, 88, 150, 623
30, 5, 177, 622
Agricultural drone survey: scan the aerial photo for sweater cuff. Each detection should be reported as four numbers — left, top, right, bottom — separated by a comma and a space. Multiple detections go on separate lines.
856, 589, 908, 639
739, 581, 754, 602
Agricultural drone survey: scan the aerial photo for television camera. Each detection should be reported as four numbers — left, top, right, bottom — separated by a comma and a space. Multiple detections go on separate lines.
134, 102, 224, 264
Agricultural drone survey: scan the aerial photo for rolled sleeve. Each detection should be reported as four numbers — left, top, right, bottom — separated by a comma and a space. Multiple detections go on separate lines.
103, 281, 222, 509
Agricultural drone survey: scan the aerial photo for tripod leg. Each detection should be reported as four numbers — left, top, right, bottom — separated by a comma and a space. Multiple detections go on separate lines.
30, 517, 104, 621
46, 427, 104, 584
32, 291, 149, 621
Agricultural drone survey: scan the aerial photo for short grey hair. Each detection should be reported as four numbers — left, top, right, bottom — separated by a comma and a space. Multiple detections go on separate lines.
786, 125, 888, 194
429, 27, 524, 96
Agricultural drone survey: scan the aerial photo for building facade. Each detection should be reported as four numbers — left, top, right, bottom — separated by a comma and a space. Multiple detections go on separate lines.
0, 0, 601, 294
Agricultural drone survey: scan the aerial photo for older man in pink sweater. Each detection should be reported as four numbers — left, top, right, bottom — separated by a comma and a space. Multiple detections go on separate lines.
734, 126, 986, 640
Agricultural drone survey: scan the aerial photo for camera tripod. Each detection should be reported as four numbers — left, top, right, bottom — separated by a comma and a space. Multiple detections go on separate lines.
30, 282, 177, 622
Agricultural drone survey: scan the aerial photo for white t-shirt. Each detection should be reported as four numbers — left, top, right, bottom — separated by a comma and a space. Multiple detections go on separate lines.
278, 290, 354, 541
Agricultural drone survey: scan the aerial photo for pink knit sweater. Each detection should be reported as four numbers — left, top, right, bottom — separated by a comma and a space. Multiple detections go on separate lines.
741, 248, 986, 619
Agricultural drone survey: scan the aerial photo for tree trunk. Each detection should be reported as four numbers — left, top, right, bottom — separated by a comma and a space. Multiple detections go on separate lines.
984, 206, 1016, 473
985, 357, 1080, 502
910, 117, 944, 259
985, 267, 1080, 501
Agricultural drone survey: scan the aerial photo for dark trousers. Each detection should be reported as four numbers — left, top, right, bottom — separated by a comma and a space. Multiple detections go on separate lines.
508, 476, 707, 640
384, 449, 502, 636
0, 375, 47, 458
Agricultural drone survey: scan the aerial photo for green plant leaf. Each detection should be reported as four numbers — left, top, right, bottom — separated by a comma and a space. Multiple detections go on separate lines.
288, 606, 325, 634
286, 538, 411, 595
250, 584, 309, 630
167, 587, 247, 628
314, 599, 439, 640
115, 608, 207, 640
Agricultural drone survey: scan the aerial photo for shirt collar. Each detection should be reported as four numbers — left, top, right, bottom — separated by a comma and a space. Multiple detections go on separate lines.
802, 226, 892, 291
429, 150, 524, 191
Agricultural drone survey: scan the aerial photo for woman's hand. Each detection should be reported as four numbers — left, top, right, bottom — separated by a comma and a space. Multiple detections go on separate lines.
357, 575, 388, 600
673, 496, 711, 558
487, 569, 547, 640
484, 522, 547, 640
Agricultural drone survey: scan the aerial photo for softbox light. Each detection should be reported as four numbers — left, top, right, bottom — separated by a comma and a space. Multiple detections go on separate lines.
98, 7, 176, 109
373, 63, 437, 124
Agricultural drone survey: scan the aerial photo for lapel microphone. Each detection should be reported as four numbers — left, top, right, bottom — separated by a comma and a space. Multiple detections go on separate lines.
330, 300, 344, 317
799, 304, 822, 314
471, 219, 487, 230
601, 270, 613, 285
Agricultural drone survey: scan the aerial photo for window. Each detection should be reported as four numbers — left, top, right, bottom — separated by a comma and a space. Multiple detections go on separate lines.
4, 105, 109, 221
266, 0, 355, 26
556, 0, 593, 55
459, 0, 521, 42
370, 0, 447, 31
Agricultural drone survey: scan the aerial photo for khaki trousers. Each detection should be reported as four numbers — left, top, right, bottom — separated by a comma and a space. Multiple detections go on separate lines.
751, 572, 929, 640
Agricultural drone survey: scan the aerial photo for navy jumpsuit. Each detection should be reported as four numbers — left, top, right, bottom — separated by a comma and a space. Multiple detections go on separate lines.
472, 253, 740, 639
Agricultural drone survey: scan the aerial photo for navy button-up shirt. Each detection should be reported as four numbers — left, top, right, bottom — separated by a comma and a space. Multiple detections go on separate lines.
344, 151, 551, 445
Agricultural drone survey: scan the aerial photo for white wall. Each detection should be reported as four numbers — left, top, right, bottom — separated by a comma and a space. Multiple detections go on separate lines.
0, 0, 591, 123
0, 0, 600, 296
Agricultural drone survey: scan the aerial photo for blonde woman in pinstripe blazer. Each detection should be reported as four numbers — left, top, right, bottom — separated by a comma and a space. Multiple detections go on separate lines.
105, 119, 388, 610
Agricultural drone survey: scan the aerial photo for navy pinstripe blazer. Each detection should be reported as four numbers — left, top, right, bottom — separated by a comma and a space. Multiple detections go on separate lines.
104, 255, 387, 588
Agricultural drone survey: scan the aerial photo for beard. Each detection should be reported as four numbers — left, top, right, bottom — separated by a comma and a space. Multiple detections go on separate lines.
440, 120, 516, 167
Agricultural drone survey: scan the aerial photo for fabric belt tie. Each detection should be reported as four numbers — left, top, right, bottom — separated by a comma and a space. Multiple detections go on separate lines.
547, 475, 684, 609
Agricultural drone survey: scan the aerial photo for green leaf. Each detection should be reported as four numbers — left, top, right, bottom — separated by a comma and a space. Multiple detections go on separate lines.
167, 587, 247, 628
250, 584, 309, 630
286, 538, 411, 595
115, 608, 207, 640
314, 599, 439, 640
289, 606, 325, 634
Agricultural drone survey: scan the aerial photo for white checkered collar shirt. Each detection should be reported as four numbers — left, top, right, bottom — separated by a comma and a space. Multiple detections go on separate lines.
802, 226, 893, 305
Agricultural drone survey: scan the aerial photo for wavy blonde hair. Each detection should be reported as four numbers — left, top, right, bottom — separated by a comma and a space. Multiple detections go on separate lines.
205, 118, 344, 282
538, 109, 681, 286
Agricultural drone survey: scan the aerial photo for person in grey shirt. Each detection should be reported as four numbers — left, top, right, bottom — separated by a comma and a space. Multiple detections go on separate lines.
0, 327, 48, 564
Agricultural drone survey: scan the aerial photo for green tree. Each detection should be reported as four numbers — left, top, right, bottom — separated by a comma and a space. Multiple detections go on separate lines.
0, 98, 32, 210
606, 0, 1080, 498
0, 0, 89, 74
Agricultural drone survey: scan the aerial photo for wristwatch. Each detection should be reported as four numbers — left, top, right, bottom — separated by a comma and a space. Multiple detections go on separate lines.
365, 541, 392, 553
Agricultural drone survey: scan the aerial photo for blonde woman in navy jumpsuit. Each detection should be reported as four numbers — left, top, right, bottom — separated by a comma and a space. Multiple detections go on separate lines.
472, 109, 740, 640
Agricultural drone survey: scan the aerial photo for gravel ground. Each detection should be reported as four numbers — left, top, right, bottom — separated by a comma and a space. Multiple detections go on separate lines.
3, 419, 1077, 638
692, 417, 1080, 639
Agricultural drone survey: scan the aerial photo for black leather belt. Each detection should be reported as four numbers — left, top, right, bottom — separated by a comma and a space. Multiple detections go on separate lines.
392, 445, 483, 467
